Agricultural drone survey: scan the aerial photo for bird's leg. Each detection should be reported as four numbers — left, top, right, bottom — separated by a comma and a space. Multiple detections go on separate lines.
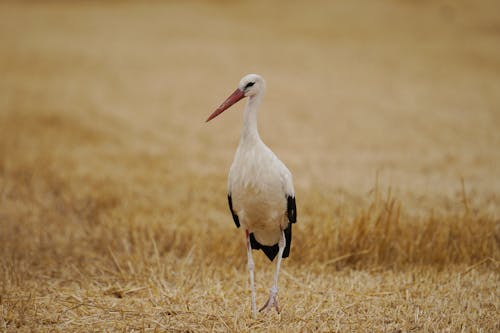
259, 230, 286, 313
246, 230, 257, 318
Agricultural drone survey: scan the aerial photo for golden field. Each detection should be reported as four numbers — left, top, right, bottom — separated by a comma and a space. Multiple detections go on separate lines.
0, 1, 499, 332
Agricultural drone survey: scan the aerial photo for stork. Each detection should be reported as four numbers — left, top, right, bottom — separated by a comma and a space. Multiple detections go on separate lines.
206, 74, 297, 317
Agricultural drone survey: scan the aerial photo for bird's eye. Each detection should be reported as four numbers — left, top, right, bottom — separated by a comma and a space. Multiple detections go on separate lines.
245, 82, 255, 89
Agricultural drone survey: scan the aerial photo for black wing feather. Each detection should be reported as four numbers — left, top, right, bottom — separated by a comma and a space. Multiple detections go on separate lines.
287, 195, 297, 223
227, 194, 240, 228
282, 223, 292, 258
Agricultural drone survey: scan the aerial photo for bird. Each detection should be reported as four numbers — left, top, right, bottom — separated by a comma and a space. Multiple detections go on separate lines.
206, 74, 297, 317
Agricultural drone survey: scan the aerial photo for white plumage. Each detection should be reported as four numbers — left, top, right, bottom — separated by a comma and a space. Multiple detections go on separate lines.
229, 136, 293, 245
206, 74, 297, 317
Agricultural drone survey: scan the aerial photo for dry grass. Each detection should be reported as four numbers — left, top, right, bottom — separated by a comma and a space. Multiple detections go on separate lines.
1, 1, 499, 332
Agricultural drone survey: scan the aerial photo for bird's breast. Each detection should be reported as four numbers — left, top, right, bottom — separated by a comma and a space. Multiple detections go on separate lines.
228, 148, 288, 245
232, 184, 287, 245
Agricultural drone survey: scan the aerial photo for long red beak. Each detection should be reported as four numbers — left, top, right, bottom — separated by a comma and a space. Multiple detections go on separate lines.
206, 88, 245, 122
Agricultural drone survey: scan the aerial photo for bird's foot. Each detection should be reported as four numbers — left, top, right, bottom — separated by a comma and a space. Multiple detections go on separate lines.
259, 288, 280, 313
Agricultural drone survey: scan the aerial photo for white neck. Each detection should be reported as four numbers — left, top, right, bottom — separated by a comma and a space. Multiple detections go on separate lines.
240, 93, 263, 145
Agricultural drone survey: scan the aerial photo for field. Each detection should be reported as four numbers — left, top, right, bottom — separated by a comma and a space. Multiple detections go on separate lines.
1, 1, 499, 332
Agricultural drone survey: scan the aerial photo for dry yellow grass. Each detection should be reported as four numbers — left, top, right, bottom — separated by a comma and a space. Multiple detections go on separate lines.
1, 1, 499, 332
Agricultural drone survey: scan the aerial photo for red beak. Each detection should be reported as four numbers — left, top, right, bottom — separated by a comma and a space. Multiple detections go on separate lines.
206, 88, 245, 122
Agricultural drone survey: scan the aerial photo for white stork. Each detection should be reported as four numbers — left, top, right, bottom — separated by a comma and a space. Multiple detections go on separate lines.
206, 74, 297, 317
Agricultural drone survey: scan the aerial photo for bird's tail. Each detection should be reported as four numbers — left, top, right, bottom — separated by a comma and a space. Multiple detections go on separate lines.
249, 223, 292, 261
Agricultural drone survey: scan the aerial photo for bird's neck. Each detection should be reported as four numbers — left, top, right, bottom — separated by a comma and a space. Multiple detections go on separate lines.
240, 94, 263, 145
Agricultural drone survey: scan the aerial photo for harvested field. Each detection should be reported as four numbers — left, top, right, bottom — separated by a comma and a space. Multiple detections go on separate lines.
0, 1, 499, 332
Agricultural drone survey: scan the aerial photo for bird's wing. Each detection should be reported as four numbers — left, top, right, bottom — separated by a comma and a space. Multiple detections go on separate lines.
226, 160, 241, 228
287, 195, 296, 224
282, 222, 292, 257
281, 165, 296, 258
278, 161, 297, 224
227, 194, 240, 228
278, 158, 294, 196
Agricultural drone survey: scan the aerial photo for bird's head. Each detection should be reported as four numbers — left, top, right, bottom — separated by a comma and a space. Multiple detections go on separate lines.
206, 74, 265, 122
238, 74, 265, 98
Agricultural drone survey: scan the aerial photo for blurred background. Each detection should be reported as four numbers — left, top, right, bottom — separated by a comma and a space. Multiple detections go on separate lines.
1, 0, 499, 258
2, 0, 499, 201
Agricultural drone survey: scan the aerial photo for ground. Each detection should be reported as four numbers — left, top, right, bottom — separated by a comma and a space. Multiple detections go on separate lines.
0, 1, 499, 332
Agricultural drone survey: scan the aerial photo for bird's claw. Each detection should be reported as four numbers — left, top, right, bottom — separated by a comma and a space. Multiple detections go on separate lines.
259, 292, 280, 313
